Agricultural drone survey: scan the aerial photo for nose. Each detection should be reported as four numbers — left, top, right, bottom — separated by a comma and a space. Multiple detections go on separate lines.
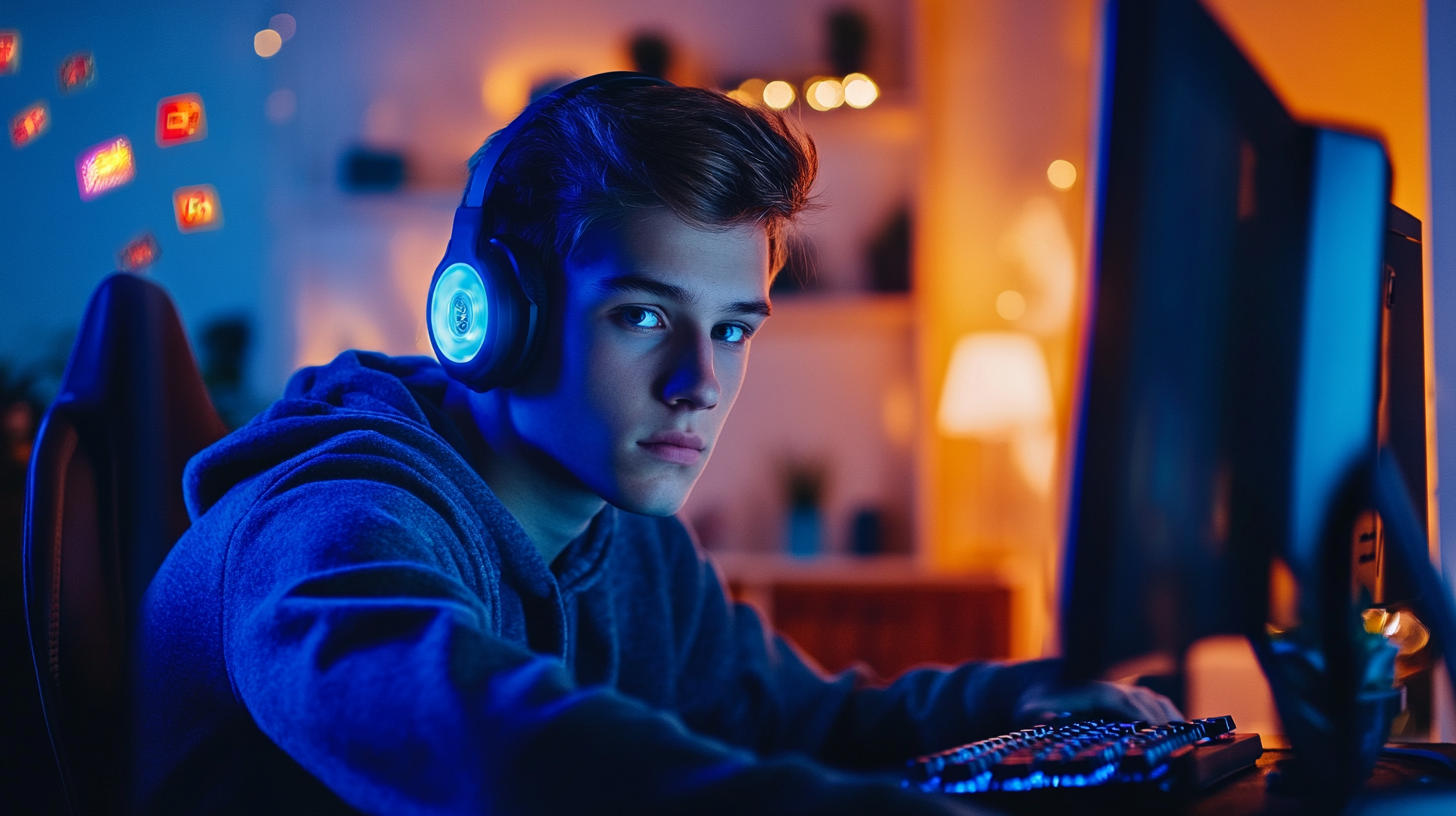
660, 331, 721, 411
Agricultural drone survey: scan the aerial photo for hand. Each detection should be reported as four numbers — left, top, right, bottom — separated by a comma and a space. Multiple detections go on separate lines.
1013, 680, 1183, 728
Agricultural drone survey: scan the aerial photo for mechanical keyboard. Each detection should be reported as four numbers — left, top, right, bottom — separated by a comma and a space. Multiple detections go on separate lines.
905, 715, 1262, 808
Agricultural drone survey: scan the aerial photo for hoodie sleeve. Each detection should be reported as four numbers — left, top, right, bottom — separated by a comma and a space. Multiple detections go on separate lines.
662, 522, 1062, 770
221, 468, 981, 816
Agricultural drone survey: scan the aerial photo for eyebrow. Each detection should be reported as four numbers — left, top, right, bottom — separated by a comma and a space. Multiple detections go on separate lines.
596, 274, 772, 317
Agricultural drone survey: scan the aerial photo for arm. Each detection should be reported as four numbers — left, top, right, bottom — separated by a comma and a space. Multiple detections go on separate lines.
667, 527, 1172, 771
223, 473, 976, 815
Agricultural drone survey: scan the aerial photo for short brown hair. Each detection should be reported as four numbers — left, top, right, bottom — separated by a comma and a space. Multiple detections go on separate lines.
469, 84, 817, 275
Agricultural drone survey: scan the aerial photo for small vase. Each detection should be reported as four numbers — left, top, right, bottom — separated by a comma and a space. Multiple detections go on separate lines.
786, 505, 822, 558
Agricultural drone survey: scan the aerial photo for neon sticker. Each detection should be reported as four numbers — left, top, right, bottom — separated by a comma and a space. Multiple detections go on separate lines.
173, 185, 223, 232
117, 232, 162, 272
156, 93, 207, 146
76, 136, 136, 200
58, 51, 95, 93
0, 31, 19, 75
10, 101, 49, 148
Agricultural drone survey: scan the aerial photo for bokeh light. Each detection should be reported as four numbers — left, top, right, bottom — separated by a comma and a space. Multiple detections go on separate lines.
806, 78, 844, 111
762, 80, 795, 110
266, 88, 297, 123
254, 29, 282, 58
729, 78, 766, 107
270, 13, 297, 41
1047, 159, 1077, 190
996, 289, 1026, 320
843, 73, 878, 108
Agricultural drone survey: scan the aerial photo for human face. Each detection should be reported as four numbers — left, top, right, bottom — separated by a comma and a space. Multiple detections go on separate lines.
504, 208, 771, 516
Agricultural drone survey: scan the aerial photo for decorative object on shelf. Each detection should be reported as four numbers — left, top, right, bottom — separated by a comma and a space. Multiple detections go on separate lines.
340, 146, 407, 192
770, 234, 820, 295
850, 508, 882, 555
827, 8, 870, 76
782, 457, 828, 557
867, 206, 910, 292
628, 31, 672, 80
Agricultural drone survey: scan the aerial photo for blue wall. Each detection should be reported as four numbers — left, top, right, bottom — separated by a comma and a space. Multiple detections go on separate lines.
0, 0, 272, 397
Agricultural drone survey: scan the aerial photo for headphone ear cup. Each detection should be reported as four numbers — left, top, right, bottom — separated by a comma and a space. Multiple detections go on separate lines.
427, 239, 534, 391
489, 234, 549, 381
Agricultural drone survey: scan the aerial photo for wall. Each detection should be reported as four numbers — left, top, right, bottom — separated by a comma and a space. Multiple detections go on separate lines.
0, 0, 274, 399
915, 0, 1098, 656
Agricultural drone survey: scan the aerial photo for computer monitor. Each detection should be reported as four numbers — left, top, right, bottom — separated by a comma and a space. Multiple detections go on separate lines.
1057, 0, 1456, 798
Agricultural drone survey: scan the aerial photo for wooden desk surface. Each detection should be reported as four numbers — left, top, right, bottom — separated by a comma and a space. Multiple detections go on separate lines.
1185, 744, 1456, 815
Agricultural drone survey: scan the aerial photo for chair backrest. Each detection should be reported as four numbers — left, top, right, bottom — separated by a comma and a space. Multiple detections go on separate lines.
23, 273, 227, 813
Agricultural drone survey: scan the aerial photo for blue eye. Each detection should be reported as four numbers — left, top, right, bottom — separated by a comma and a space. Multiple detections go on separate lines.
621, 306, 663, 329
716, 324, 748, 344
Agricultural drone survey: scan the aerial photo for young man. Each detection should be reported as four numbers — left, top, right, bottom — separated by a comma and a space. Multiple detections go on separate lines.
137, 78, 1176, 814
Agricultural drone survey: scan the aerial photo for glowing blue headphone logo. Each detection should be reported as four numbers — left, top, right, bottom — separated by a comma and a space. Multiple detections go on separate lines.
431, 263, 488, 363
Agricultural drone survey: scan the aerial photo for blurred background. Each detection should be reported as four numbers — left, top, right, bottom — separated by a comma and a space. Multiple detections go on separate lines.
0, 0, 1441, 808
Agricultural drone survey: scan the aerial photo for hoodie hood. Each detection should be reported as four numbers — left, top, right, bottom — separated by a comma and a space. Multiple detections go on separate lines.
184, 351, 467, 520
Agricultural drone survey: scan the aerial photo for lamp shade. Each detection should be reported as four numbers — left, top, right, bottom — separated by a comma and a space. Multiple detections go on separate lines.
937, 331, 1054, 438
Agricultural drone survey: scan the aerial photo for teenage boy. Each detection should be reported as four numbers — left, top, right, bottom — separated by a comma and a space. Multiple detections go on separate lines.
137, 76, 1177, 814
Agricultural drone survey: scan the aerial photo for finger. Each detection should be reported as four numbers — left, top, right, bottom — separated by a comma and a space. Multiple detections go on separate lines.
1160, 696, 1184, 723
1124, 687, 1169, 724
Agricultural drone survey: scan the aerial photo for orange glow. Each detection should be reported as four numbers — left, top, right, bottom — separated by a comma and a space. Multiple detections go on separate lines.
254, 29, 282, 58
75, 136, 135, 200
0, 30, 19, 75
10, 101, 48, 148
1046, 159, 1077, 190
843, 73, 878, 108
57, 52, 94, 93
173, 185, 223, 232
156, 93, 207, 146
762, 80, 795, 110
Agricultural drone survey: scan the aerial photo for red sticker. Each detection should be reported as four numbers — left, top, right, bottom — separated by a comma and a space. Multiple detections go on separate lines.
76, 136, 136, 200
117, 232, 162, 273
10, 101, 49, 148
0, 31, 19, 75
58, 51, 95, 93
173, 185, 223, 232
156, 93, 207, 146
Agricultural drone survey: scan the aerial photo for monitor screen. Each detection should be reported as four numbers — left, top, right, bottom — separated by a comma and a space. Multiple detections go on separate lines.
1060, 0, 1388, 682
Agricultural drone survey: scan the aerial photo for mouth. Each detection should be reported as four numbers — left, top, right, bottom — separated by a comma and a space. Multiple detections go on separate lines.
638, 431, 706, 466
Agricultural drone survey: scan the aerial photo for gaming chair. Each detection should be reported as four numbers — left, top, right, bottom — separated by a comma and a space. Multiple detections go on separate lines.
22, 273, 227, 813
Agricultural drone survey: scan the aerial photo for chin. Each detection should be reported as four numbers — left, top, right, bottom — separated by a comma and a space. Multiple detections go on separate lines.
608, 476, 696, 517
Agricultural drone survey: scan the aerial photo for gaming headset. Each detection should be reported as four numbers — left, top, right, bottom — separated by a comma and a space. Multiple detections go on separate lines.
427, 71, 671, 392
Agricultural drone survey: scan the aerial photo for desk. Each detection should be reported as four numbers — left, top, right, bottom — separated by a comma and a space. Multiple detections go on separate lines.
1184, 744, 1456, 815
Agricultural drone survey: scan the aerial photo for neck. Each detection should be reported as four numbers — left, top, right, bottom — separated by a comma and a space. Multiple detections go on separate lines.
446, 386, 605, 565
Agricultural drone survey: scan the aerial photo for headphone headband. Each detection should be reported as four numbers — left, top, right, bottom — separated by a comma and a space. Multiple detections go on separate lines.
430, 71, 673, 393
463, 71, 671, 209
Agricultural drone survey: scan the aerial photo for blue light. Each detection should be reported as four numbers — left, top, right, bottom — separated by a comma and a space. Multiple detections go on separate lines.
431, 263, 489, 363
